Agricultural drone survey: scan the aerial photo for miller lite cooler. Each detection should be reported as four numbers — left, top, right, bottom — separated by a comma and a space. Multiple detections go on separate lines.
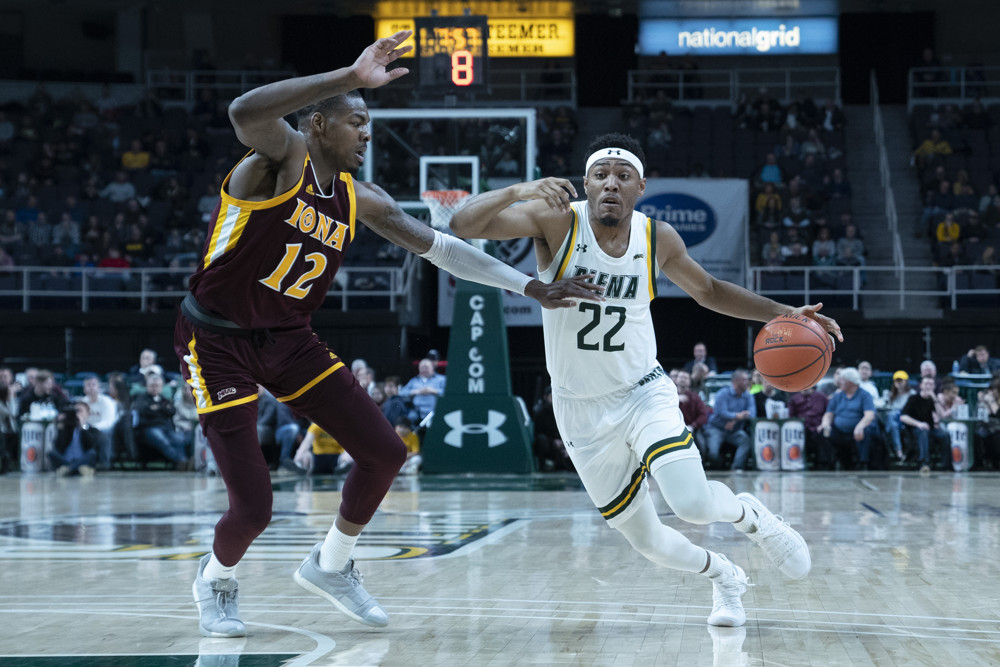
753, 420, 781, 471
780, 420, 807, 471
947, 421, 971, 472
19, 421, 49, 473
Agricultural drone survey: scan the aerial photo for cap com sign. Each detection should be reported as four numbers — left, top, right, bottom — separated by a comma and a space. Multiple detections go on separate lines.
639, 17, 838, 56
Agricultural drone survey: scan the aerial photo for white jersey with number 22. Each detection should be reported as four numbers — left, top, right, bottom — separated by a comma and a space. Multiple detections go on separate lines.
539, 201, 660, 399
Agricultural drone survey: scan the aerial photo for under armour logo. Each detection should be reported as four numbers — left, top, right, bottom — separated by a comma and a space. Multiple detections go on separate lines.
443, 410, 508, 448
576, 244, 588, 252
633, 253, 645, 260
606, 149, 622, 155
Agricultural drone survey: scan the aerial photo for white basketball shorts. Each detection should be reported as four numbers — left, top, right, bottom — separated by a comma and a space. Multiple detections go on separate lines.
552, 370, 701, 528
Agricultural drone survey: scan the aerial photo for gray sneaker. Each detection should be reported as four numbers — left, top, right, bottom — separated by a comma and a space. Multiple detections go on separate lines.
192, 554, 246, 638
293, 543, 388, 627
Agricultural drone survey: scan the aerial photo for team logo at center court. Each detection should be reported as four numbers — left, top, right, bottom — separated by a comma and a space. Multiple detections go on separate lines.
0, 511, 521, 561
443, 410, 508, 448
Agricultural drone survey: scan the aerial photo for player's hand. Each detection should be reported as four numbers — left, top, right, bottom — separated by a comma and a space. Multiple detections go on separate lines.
791, 302, 843, 343
293, 447, 314, 472
525, 275, 605, 309
352, 30, 412, 89
515, 177, 577, 214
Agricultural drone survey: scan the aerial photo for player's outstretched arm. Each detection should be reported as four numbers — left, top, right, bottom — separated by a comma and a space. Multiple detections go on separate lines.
450, 177, 576, 241
227, 30, 412, 162
657, 220, 843, 342
355, 182, 603, 309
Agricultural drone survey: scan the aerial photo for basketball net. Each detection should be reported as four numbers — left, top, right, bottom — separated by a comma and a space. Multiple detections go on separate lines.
420, 190, 470, 231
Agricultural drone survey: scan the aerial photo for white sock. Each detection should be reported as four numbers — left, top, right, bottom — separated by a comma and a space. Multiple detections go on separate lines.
202, 553, 237, 580
732, 502, 759, 534
702, 551, 732, 579
320, 526, 359, 572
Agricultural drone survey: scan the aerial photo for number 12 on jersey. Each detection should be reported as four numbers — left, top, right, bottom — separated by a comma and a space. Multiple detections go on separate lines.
577, 303, 626, 351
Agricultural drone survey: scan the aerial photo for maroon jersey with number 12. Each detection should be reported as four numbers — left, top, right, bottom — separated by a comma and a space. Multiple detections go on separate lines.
188, 151, 356, 330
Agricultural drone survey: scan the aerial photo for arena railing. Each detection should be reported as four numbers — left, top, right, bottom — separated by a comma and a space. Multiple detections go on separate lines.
907, 65, 1000, 111
626, 67, 841, 106
870, 70, 906, 278
0, 257, 416, 313
749, 265, 1000, 311
363, 67, 577, 107
146, 69, 297, 106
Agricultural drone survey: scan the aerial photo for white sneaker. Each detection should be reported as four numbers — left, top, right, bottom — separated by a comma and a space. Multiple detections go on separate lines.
736, 493, 811, 579
706, 554, 747, 627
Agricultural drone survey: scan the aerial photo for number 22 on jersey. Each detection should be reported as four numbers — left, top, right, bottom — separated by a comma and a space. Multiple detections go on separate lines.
577, 303, 626, 351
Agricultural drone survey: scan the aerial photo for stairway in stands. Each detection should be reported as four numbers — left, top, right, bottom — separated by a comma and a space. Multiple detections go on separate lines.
844, 104, 943, 319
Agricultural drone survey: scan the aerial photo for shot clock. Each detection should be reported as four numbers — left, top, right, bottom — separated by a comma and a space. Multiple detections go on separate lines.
415, 15, 488, 90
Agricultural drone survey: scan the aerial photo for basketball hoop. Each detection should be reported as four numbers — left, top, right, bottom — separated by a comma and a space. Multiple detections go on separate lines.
421, 190, 470, 231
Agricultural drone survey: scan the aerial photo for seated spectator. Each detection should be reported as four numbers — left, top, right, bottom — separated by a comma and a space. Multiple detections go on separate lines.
922, 165, 949, 198
857, 361, 881, 405
292, 422, 346, 475
756, 196, 783, 230
400, 358, 446, 425
961, 211, 987, 244
49, 403, 99, 477
79, 373, 117, 469
937, 378, 966, 421
954, 183, 978, 211
912, 128, 952, 168
836, 225, 866, 265
812, 226, 835, 259
782, 197, 811, 229
750, 369, 787, 418
761, 231, 785, 266
818, 367, 876, 470
756, 153, 784, 187
783, 242, 810, 267
788, 385, 828, 467
121, 140, 150, 171
754, 182, 782, 215
256, 385, 298, 466
958, 345, 1000, 375
922, 180, 954, 237
99, 171, 137, 204
531, 385, 572, 471
824, 168, 852, 199
883, 371, 914, 460
683, 342, 718, 375
703, 370, 755, 471
978, 184, 998, 214
937, 241, 967, 268
380, 376, 409, 426
674, 370, 711, 453
18, 369, 70, 419
977, 378, 1000, 469
800, 129, 827, 160
395, 417, 422, 475
133, 372, 190, 468
689, 362, 711, 400
900, 377, 950, 472
821, 99, 846, 132
129, 348, 160, 386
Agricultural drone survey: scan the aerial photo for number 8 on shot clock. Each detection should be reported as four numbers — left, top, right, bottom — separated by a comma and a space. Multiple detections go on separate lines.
415, 15, 488, 91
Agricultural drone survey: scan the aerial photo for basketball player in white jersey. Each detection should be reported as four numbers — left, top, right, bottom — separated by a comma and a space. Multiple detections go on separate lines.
450, 132, 843, 626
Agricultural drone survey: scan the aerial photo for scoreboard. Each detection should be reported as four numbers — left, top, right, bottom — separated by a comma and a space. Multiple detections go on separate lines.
414, 15, 488, 91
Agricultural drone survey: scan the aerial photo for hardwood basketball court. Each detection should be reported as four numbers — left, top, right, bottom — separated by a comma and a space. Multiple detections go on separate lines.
1, 471, 998, 665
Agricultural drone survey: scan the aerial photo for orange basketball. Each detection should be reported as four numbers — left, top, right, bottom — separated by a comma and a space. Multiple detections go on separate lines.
753, 314, 832, 392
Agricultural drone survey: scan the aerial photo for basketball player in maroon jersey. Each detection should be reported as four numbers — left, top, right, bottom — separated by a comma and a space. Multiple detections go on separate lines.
176, 30, 604, 637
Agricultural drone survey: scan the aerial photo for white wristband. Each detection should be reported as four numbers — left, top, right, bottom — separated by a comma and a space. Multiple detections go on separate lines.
419, 230, 532, 296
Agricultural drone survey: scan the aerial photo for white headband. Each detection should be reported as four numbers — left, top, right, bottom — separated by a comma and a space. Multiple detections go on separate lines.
585, 147, 644, 179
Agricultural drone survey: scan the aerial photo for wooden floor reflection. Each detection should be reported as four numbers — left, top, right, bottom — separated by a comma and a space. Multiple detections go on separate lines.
1, 470, 999, 666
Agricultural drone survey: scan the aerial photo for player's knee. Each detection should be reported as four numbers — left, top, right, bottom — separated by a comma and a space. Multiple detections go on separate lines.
669, 493, 714, 525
